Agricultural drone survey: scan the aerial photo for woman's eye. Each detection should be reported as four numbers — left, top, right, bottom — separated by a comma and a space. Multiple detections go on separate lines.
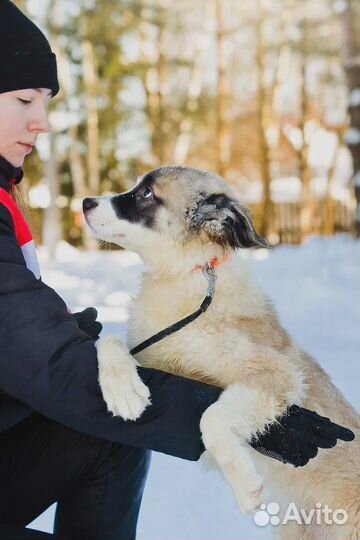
142, 187, 153, 199
18, 98, 32, 105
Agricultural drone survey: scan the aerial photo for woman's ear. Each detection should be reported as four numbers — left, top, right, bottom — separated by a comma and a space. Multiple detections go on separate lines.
189, 193, 268, 249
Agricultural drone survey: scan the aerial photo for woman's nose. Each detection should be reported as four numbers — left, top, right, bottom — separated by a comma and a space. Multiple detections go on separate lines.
28, 107, 51, 134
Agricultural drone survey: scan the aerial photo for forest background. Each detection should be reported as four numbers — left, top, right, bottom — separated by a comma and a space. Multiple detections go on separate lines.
14, 0, 360, 252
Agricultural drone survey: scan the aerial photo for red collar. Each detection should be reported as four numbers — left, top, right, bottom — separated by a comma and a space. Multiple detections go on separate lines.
193, 255, 231, 272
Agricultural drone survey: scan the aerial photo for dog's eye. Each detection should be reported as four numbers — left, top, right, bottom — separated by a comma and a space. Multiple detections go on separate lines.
142, 187, 153, 199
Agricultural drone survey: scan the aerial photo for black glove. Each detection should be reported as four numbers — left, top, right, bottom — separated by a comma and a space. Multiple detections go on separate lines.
73, 307, 103, 341
249, 404, 355, 467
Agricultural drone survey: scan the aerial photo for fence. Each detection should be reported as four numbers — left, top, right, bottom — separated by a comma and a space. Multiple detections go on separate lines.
249, 197, 356, 245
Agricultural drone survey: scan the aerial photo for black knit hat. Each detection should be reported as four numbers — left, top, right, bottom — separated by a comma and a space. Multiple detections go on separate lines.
0, 0, 59, 96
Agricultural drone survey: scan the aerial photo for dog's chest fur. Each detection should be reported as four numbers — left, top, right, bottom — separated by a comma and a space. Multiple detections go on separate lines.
127, 259, 282, 388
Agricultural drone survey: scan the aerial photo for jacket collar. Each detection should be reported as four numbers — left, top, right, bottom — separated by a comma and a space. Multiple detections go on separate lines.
0, 155, 24, 191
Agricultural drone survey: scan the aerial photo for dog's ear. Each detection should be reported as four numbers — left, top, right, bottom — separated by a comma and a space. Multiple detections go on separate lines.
188, 193, 268, 249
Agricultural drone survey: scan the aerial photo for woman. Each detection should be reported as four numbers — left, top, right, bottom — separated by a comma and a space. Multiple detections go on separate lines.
0, 2, 354, 539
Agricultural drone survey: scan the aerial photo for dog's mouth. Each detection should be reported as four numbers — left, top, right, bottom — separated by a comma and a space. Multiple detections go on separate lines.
82, 197, 126, 240
82, 209, 100, 232
83, 213, 95, 230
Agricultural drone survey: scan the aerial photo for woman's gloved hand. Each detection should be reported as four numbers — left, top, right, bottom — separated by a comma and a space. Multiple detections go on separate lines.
73, 307, 103, 341
249, 404, 355, 467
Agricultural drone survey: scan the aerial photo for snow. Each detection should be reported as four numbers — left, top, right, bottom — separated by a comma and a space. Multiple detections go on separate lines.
271, 176, 302, 203
349, 88, 360, 108
29, 235, 360, 539
346, 128, 360, 146
307, 128, 338, 169
28, 183, 51, 209
333, 0, 347, 14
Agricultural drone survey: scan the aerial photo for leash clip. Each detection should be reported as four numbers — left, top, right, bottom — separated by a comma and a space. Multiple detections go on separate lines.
202, 263, 217, 298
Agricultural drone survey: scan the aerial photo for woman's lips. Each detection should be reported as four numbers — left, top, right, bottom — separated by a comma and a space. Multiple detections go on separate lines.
18, 142, 34, 154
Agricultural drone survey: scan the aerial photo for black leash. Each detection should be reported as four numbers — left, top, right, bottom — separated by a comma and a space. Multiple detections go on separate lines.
130, 264, 217, 356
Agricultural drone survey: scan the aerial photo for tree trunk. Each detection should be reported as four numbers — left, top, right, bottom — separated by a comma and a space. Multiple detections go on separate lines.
323, 138, 341, 236
154, 9, 167, 164
42, 0, 61, 255
215, 0, 230, 178
43, 131, 61, 258
54, 32, 97, 249
140, 5, 167, 166
256, 0, 272, 238
82, 40, 100, 195
298, 18, 312, 240
173, 0, 210, 164
68, 123, 98, 249
342, 0, 360, 236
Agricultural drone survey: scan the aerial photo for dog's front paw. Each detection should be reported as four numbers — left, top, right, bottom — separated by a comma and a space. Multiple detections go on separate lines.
100, 363, 151, 420
97, 336, 151, 420
233, 472, 264, 515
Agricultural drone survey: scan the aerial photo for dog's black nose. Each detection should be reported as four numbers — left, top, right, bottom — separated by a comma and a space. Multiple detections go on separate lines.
83, 198, 98, 213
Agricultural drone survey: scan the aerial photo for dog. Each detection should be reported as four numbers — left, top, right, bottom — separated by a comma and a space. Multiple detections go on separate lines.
83, 166, 360, 540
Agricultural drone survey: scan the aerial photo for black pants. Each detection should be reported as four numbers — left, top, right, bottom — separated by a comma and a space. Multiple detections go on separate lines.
0, 413, 151, 540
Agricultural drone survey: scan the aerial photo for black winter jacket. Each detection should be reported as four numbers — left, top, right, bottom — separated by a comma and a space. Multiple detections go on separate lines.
0, 157, 221, 460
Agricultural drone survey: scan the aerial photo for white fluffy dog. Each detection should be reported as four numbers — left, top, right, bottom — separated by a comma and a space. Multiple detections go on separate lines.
84, 166, 360, 540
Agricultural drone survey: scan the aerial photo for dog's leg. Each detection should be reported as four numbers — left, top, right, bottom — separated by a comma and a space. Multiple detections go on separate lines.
200, 391, 265, 515
97, 336, 151, 420
200, 365, 303, 516
275, 522, 307, 540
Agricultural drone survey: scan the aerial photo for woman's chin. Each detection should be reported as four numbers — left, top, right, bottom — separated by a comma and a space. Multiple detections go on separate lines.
14, 156, 26, 167
3, 154, 25, 168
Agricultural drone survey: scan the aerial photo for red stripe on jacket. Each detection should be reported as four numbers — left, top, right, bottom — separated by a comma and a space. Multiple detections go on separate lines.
0, 186, 40, 279
0, 187, 33, 246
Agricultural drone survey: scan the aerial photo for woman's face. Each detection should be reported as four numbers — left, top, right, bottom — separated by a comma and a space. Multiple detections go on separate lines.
0, 88, 52, 167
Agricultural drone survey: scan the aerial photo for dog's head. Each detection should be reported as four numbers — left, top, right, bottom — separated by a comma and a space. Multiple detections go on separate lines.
83, 166, 267, 269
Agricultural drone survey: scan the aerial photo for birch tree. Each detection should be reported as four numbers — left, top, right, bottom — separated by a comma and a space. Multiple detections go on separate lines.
255, 0, 272, 237
82, 39, 100, 195
341, 0, 360, 236
215, 0, 231, 178
42, 0, 61, 253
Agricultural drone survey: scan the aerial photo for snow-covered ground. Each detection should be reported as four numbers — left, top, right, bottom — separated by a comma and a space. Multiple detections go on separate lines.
30, 235, 360, 539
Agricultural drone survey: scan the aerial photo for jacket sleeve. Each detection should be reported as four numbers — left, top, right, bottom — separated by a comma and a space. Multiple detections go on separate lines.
0, 203, 221, 460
